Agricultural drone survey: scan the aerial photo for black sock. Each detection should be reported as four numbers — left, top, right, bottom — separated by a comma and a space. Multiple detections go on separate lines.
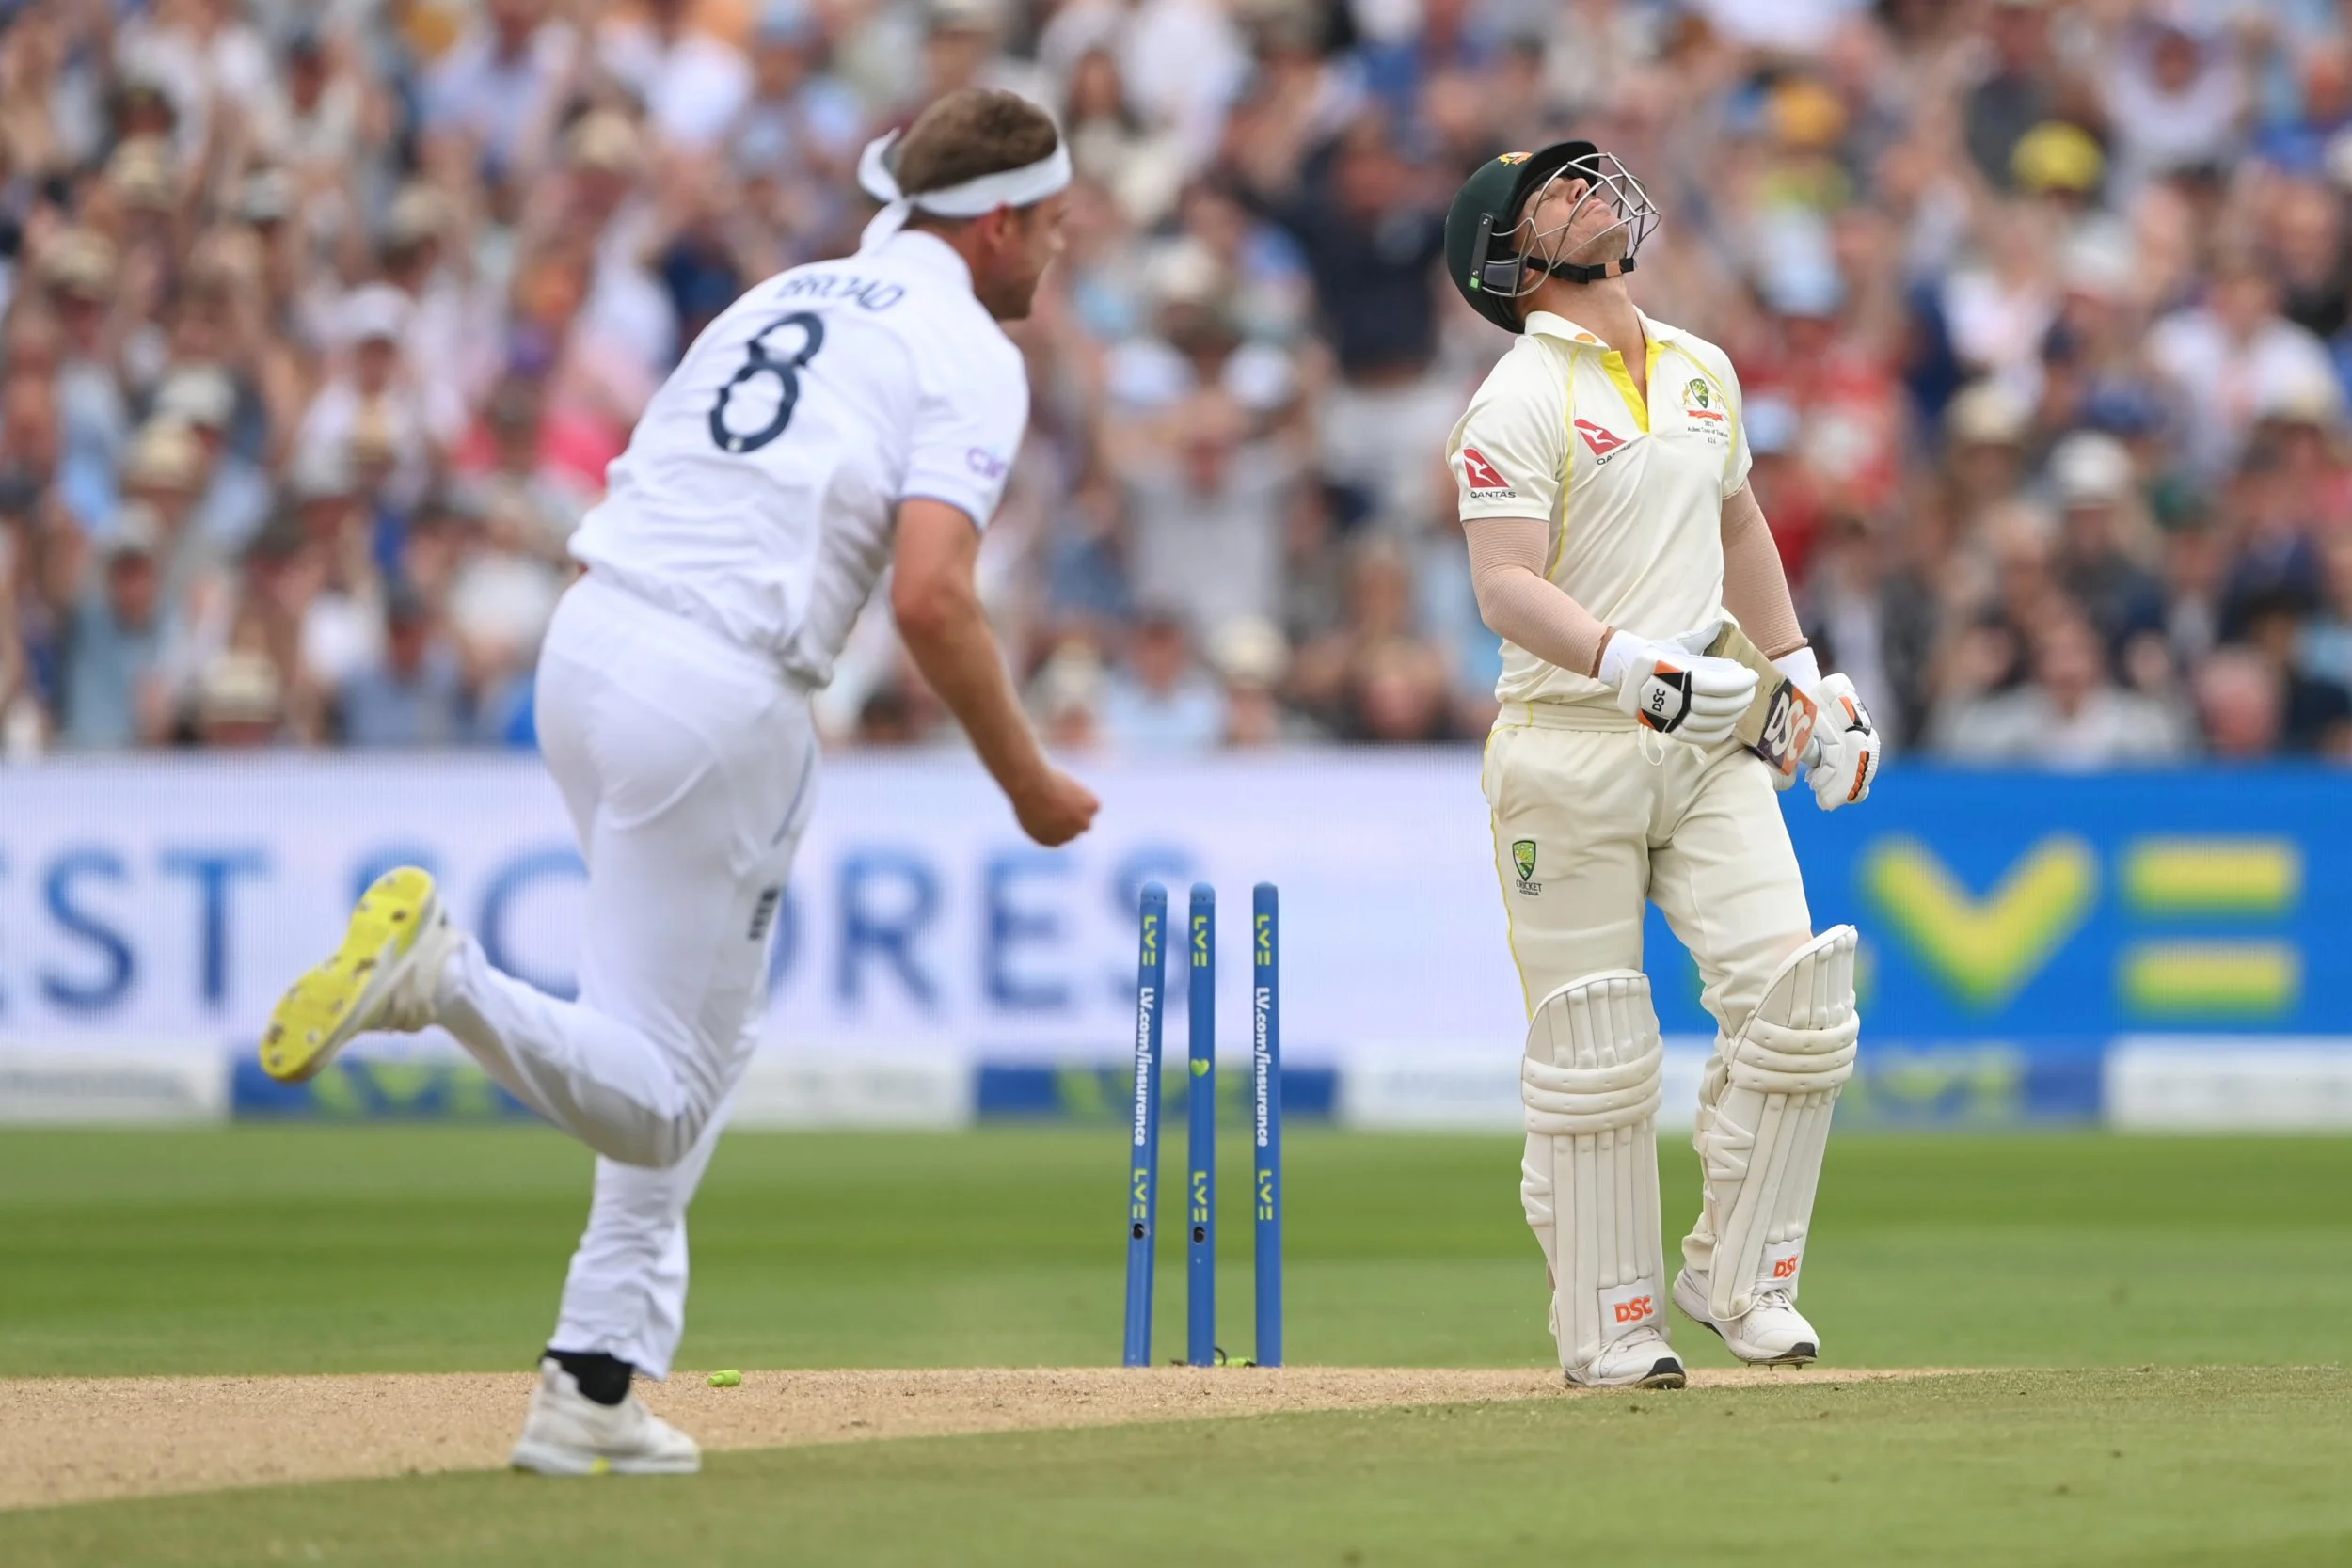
546, 1348, 634, 1407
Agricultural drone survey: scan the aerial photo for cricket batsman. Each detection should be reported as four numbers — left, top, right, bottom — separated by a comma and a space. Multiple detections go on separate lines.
1444, 142, 1882, 1387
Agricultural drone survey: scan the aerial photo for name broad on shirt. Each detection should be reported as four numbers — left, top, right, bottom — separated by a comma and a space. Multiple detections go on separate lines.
773, 271, 908, 311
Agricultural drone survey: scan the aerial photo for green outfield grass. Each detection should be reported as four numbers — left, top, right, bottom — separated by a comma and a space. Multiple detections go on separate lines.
3, 1128, 2350, 1374
5, 1128, 2350, 1564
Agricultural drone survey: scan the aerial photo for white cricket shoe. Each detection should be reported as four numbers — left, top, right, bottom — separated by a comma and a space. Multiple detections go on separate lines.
510, 1359, 703, 1476
1565, 1325, 1686, 1390
260, 866, 459, 1083
1674, 1269, 1820, 1367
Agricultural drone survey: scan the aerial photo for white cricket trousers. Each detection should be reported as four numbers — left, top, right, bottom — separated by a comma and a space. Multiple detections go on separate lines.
1481, 709, 1812, 1035
437, 573, 818, 1378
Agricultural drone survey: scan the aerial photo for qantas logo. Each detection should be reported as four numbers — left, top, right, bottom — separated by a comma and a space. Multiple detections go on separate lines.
1574, 419, 1629, 458
1459, 446, 1514, 496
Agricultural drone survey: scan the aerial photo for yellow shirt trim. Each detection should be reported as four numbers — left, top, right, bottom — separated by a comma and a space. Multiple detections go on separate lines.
1548, 372, 1573, 581
1601, 347, 1650, 434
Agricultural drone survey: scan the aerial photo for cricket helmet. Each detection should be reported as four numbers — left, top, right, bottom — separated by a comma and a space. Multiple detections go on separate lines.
1444, 140, 1661, 334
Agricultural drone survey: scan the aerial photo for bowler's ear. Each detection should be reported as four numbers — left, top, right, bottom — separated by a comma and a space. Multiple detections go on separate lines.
975, 204, 1020, 249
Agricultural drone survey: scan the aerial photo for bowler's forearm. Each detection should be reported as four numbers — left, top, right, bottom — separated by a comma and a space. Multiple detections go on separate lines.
897, 592, 1051, 797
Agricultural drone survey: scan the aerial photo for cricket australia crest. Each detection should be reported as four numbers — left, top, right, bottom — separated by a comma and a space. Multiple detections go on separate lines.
1512, 839, 1541, 895
1682, 377, 1728, 439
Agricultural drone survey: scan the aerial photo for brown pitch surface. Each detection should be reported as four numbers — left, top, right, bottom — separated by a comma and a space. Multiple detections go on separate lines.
0, 1365, 1958, 1510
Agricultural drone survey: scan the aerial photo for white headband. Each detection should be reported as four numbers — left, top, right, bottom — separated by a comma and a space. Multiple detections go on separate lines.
856, 128, 1072, 250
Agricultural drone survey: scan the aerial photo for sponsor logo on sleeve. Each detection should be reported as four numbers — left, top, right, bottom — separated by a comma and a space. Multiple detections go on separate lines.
1459, 446, 1517, 498
966, 447, 1009, 480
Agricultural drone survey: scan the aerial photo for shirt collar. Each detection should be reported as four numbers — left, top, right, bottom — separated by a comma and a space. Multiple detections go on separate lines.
1523, 307, 1681, 350
877, 228, 976, 293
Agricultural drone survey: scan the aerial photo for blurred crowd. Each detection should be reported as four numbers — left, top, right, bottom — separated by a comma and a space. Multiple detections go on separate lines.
6, 0, 2352, 764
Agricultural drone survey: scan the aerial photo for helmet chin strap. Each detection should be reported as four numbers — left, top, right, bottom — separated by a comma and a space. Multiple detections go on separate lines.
1531, 254, 1636, 285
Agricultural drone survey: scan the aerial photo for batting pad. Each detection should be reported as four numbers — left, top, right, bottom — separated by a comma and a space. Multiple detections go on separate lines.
1519, 971, 1666, 1372
1692, 926, 1859, 1322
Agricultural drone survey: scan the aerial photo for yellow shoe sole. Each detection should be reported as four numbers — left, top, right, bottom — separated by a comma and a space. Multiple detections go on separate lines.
260, 867, 441, 1084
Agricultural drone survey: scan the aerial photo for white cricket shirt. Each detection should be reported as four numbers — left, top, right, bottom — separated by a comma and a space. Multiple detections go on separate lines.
1448, 308, 1751, 717
571, 230, 1028, 686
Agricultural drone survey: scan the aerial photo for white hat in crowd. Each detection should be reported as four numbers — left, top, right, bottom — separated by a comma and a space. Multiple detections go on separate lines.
337, 283, 411, 348
1946, 381, 2032, 447
2050, 432, 2134, 506
155, 365, 236, 431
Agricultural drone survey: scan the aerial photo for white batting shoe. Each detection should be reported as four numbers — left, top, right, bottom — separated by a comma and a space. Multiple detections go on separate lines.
1565, 1326, 1686, 1390
1674, 1269, 1820, 1367
510, 1360, 703, 1476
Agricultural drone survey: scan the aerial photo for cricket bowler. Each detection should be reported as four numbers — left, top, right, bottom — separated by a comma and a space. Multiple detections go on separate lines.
258, 90, 1098, 1470
1445, 142, 1883, 1387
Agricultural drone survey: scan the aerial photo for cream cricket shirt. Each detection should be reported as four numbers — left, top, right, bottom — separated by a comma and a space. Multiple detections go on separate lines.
1448, 309, 1751, 717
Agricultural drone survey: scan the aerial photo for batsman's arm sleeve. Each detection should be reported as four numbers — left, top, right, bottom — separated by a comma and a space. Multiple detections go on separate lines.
1466, 515, 1610, 679
1450, 345, 1568, 523
1718, 483, 1807, 661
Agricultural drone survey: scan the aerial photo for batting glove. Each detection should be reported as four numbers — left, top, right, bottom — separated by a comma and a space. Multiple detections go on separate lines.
1600, 623, 1758, 747
1804, 673, 1879, 810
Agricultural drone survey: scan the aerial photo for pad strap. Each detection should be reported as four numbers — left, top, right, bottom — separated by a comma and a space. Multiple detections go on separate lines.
1523, 1041, 1663, 1133
1723, 1012, 1858, 1093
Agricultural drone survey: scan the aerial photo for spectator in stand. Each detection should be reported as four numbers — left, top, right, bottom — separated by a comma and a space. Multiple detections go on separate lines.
1935, 606, 2190, 767
1963, 0, 2068, 194
2099, 12, 2246, 198
155, 363, 272, 554
2047, 431, 2166, 657
1209, 614, 1300, 747
1101, 610, 1224, 752
2238, 589, 2352, 755
340, 584, 469, 748
1113, 385, 1296, 643
1943, 381, 2034, 537
297, 285, 443, 515
190, 645, 285, 750
1231, 115, 1452, 531
2196, 645, 2284, 759
596, 0, 753, 153
1804, 510, 1937, 751
55, 510, 171, 750
2299, 528, 2352, 690
423, 0, 579, 182
2149, 253, 2339, 483
728, 4, 866, 246
2267, 178, 2350, 342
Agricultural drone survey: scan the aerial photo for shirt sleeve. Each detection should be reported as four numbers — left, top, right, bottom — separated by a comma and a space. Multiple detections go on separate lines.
1447, 348, 1567, 523
902, 341, 1029, 529
1708, 346, 1755, 499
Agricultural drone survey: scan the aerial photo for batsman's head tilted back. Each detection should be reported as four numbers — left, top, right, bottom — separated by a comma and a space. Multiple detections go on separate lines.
1443, 141, 1661, 334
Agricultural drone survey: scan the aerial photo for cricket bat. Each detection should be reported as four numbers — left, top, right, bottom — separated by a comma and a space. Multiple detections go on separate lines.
1708, 622, 1821, 780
